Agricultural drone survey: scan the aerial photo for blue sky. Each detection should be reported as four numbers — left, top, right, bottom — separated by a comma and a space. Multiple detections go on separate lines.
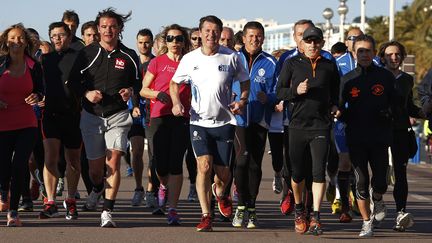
0, 0, 413, 49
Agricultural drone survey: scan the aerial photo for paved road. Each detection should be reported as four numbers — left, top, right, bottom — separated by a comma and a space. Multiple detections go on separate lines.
1, 152, 432, 243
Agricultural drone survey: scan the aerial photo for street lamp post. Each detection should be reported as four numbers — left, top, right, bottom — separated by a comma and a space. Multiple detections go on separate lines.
389, 0, 395, 40
322, 8, 334, 50
338, 0, 349, 42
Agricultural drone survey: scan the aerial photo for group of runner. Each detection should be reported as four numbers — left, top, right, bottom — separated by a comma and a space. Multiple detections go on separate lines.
0, 8, 427, 238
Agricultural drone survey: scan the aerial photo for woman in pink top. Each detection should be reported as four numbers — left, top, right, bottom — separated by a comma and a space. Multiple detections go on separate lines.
139, 24, 191, 225
0, 23, 44, 226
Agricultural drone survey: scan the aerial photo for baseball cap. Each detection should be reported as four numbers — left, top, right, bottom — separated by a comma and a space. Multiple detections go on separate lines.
302, 27, 323, 40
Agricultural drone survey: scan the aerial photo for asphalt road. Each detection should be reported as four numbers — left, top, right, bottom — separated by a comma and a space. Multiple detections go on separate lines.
1, 151, 432, 243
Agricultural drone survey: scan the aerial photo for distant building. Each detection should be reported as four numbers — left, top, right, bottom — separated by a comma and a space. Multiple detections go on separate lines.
222, 18, 357, 53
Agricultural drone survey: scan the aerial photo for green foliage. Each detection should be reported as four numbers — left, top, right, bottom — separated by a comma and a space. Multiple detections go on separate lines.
366, 0, 432, 80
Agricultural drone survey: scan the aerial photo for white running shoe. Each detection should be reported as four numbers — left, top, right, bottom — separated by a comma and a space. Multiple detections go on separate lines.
101, 210, 116, 228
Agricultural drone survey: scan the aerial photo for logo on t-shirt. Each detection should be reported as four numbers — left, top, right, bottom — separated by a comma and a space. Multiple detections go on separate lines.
115, 58, 125, 70
350, 87, 360, 98
371, 84, 384, 96
218, 64, 229, 72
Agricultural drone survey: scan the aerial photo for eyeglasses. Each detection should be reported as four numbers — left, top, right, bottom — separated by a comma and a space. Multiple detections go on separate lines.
303, 38, 322, 44
191, 36, 201, 41
346, 36, 357, 41
166, 35, 184, 43
50, 33, 68, 39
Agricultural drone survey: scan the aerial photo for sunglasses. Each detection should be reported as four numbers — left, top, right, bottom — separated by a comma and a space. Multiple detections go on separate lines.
303, 38, 322, 44
191, 36, 201, 41
346, 36, 357, 41
166, 35, 184, 43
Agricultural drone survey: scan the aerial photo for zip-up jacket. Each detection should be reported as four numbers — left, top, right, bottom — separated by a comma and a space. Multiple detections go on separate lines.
233, 48, 277, 128
42, 48, 80, 114
275, 48, 334, 125
418, 69, 432, 128
339, 65, 396, 146
392, 72, 423, 130
276, 52, 340, 130
68, 42, 140, 117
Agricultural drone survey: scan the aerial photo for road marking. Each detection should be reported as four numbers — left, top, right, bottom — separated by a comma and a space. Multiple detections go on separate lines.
411, 194, 429, 201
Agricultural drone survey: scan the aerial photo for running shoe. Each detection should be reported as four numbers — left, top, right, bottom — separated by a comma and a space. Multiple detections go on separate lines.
232, 206, 246, 227
247, 208, 258, 229
83, 189, 103, 211
393, 211, 414, 232
158, 185, 168, 208
331, 199, 342, 214
272, 176, 283, 194
101, 210, 116, 228
56, 177, 65, 197
359, 218, 374, 237
131, 189, 144, 206
18, 200, 34, 212
145, 191, 157, 208
126, 166, 134, 177
167, 208, 181, 225
339, 211, 353, 223
280, 189, 294, 215
369, 189, 387, 222
196, 214, 213, 232
7, 211, 22, 227
294, 211, 308, 234
306, 217, 323, 236
30, 179, 40, 201
326, 183, 336, 203
64, 198, 78, 220
39, 202, 59, 219
211, 183, 233, 218
75, 191, 81, 199
187, 184, 198, 202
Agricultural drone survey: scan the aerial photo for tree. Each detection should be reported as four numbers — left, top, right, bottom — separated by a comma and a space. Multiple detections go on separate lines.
366, 0, 432, 81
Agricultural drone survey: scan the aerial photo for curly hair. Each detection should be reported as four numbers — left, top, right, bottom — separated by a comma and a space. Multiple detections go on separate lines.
0, 23, 38, 58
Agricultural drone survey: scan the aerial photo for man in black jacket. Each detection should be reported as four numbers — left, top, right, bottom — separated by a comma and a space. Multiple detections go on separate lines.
39, 22, 81, 221
339, 35, 396, 237
276, 26, 339, 235
69, 8, 140, 227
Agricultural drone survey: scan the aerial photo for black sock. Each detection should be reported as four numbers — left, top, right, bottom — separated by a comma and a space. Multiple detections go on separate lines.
313, 211, 320, 220
103, 199, 115, 212
295, 203, 304, 215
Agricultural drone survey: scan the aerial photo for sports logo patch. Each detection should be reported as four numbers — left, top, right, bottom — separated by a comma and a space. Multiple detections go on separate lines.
258, 68, 265, 77
350, 87, 360, 98
371, 84, 384, 96
115, 58, 125, 70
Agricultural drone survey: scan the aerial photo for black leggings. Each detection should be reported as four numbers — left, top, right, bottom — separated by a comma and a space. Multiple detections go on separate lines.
391, 130, 409, 211
350, 143, 388, 200
0, 128, 37, 211
149, 115, 189, 176
289, 129, 329, 183
268, 132, 284, 173
234, 124, 267, 207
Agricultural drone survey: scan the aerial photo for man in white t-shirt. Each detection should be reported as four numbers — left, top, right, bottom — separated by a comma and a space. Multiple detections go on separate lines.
170, 15, 250, 232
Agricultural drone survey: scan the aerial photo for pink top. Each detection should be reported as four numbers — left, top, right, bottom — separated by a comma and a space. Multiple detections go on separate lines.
0, 60, 37, 131
147, 54, 191, 118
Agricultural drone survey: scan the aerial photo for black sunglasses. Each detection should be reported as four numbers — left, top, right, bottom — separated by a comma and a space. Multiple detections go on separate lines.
166, 35, 184, 43
191, 36, 201, 41
346, 36, 357, 41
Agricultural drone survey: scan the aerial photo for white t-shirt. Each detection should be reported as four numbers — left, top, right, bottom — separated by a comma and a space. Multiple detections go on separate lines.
172, 46, 249, 128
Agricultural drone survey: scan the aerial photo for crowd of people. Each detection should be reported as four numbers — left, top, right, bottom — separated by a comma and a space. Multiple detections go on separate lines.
0, 7, 429, 238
